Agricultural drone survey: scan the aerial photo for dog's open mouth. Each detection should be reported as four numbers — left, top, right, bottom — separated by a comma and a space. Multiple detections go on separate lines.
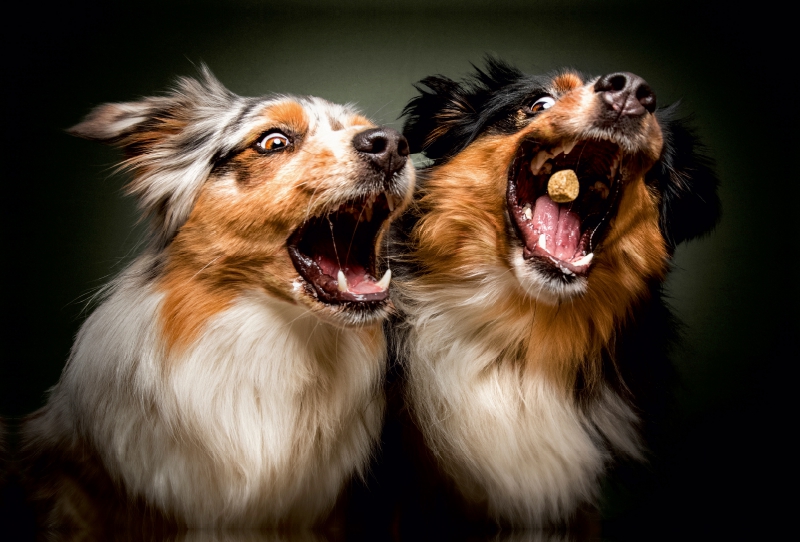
507, 139, 622, 276
288, 192, 396, 305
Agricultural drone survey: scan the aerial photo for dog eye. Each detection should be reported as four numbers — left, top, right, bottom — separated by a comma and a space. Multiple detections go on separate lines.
530, 96, 555, 113
255, 132, 291, 153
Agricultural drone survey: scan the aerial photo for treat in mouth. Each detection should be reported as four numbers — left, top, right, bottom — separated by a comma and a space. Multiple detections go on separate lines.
288, 190, 398, 305
507, 138, 622, 276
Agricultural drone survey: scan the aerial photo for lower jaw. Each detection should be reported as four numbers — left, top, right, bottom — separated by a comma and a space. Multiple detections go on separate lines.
511, 252, 589, 304
314, 297, 391, 328
522, 246, 592, 276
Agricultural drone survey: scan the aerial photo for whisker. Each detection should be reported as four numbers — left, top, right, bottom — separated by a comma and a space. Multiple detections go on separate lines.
328, 215, 342, 270
345, 198, 367, 266
190, 255, 222, 281
305, 184, 323, 222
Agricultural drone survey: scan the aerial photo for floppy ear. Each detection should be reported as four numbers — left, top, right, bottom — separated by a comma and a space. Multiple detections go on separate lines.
69, 66, 242, 247
402, 57, 526, 163
401, 75, 476, 162
648, 105, 721, 249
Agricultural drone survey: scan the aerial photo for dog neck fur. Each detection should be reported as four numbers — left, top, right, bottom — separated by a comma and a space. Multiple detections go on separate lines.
34, 258, 385, 526
394, 134, 667, 525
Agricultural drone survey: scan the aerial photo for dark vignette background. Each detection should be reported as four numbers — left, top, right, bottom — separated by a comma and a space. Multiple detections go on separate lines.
1, 0, 794, 539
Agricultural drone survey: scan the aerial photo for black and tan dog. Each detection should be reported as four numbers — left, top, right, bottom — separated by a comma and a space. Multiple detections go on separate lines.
390, 59, 720, 529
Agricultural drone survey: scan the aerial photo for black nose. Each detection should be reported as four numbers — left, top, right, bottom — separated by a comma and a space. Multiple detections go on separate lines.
352, 127, 409, 177
594, 72, 656, 116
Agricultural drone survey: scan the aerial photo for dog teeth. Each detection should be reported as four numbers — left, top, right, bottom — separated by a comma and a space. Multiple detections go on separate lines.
610, 152, 621, 177
538, 234, 548, 252
572, 253, 594, 267
523, 203, 532, 220
365, 202, 373, 222
386, 192, 395, 212
376, 268, 391, 290
550, 144, 564, 157
337, 270, 349, 292
562, 140, 577, 155
530, 150, 551, 175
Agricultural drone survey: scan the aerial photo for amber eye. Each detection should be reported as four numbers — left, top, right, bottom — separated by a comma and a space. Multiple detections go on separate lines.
255, 131, 291, 153
530, 96, 555, 113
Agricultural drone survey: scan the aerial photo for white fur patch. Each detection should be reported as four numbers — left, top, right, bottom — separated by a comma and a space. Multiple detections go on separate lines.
395, 264, 642, 526
32, 255, 385, 526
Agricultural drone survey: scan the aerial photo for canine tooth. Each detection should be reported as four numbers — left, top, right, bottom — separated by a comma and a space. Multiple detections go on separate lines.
376, 268, 391, 290
365, 204, 373, 222
530, 150, 550, 175
550, 144, 564, 156
523, 204, 532, 221
572, 253, 594, 267
538, 234, 547, 251
563, 140, 577, 155
386, 192, 395, 212
337, 270, 349, 292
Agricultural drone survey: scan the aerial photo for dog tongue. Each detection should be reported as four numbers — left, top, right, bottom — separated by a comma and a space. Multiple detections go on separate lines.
531, 195, 581, 261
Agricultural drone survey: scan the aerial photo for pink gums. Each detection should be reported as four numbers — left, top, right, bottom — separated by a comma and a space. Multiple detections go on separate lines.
313, 254, 383, 294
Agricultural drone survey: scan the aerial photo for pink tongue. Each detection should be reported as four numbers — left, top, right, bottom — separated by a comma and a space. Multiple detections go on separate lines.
313, 254, 382, 294
531, 195, 581, 261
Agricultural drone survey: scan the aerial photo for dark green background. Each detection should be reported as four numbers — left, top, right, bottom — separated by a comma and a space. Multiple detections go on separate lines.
2, 0, 793, 537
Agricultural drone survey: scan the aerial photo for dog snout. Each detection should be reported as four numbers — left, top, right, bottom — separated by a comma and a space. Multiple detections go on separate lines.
352, 127, 409, 177
594, 72, 656, 116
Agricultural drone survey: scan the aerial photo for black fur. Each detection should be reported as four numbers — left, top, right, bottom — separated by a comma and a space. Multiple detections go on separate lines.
650, 105, 721, 248
403, 58, 567, 162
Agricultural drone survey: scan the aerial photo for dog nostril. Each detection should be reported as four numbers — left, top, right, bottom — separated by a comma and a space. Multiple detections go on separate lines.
594, 73, 629, 93
369, 136, 387, 154
607, 74, 627, 92
353, 128, 391, 155
396, 135, 410, 157
635, 83, 657, 113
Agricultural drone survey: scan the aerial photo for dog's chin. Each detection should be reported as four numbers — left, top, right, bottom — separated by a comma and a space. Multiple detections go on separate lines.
508, 245, 588, 305
294, 282, 393, 328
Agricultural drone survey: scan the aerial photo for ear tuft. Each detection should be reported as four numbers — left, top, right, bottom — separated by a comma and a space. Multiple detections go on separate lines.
402, 56, 526, 163
649, 104, 722, 248
402, 75, 473, 159
68, 102, 153, 143
67, 64, 243, 247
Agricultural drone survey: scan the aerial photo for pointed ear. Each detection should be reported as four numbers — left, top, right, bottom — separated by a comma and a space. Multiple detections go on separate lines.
648, 105, 721, 248
67, 66, 240, 246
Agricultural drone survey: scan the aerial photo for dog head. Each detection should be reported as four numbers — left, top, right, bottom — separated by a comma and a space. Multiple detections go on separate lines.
70, 67, 415, 340
402, 59, 719, 304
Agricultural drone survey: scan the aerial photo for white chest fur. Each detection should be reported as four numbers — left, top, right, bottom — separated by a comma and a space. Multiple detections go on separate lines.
398, 267, 641, 525
39, 274, 385, 527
